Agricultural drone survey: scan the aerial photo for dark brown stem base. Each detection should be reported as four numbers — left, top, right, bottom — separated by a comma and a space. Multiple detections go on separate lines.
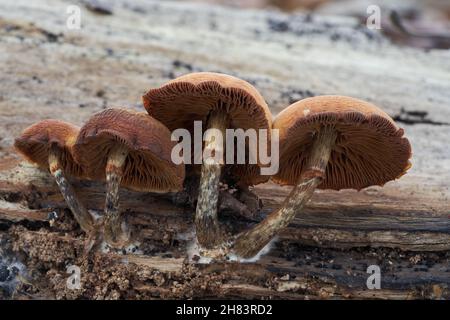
233, 126, 337, 259
195, 110, 228, 248
48, 147, 95, 233
104, 145, 130, 247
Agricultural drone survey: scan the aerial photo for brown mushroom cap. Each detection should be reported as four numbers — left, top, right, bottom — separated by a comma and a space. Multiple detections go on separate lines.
143, 72, 272, 185
14, 120, 85, 177
73, 108, 185, 193
273, 95, 412, 190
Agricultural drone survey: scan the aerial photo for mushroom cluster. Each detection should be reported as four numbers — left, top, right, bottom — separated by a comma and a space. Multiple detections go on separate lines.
14, 72, 412, 260
15, 109, 185, 250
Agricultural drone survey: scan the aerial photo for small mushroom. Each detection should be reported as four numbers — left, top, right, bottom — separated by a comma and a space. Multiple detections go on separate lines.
143, 72, 272, 248
233, 95, 412, 258
14, 120, 95, 233
73, 108, 185, 247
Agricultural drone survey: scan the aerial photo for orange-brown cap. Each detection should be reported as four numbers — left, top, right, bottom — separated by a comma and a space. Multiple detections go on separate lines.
273, 95, 412, 190
14, 120, 85, 177
143, 72, 272, 185
73, 108, 185, 193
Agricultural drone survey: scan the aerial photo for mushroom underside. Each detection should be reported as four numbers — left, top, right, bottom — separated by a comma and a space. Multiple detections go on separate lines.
15, 140, 85, 178
76, 136, 183, 192
144, 86, 270, 133
275, 116, 411, 190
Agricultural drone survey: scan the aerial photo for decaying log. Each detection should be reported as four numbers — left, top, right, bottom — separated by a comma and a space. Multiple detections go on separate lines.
1, 161, 449, 252
1, 158, 449, 299
0, 0, 449, 300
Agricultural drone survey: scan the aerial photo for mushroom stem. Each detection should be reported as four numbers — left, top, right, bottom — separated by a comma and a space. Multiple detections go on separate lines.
104, 144, 130, 246
233, 126, 337, 258
195, 110, 228, 248
48, 146, 95, 233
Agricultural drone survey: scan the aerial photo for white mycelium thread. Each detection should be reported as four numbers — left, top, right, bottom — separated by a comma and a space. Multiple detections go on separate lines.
0, 259, 27, 296
100, 240, 143, 255
227, 237, 277, 263
186, 239, 213, 264
184, 228, 276, 264
88, 209, 103, 222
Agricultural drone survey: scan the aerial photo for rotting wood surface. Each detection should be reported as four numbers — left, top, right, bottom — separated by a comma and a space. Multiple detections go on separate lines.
0, 0, 449, 299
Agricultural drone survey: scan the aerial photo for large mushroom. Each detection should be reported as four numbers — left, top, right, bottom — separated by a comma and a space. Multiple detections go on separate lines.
143, 72, 272, 248
73, 108, 185, 247
14, 120, 95, 234
233, 95, 412, 258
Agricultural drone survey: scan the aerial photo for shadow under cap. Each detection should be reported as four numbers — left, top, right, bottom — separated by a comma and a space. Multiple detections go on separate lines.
273, 95, 412, 190
73, 108, 185, 193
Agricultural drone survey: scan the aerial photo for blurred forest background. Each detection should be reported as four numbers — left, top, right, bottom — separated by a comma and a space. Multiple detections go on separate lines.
177, 0, 450, 49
